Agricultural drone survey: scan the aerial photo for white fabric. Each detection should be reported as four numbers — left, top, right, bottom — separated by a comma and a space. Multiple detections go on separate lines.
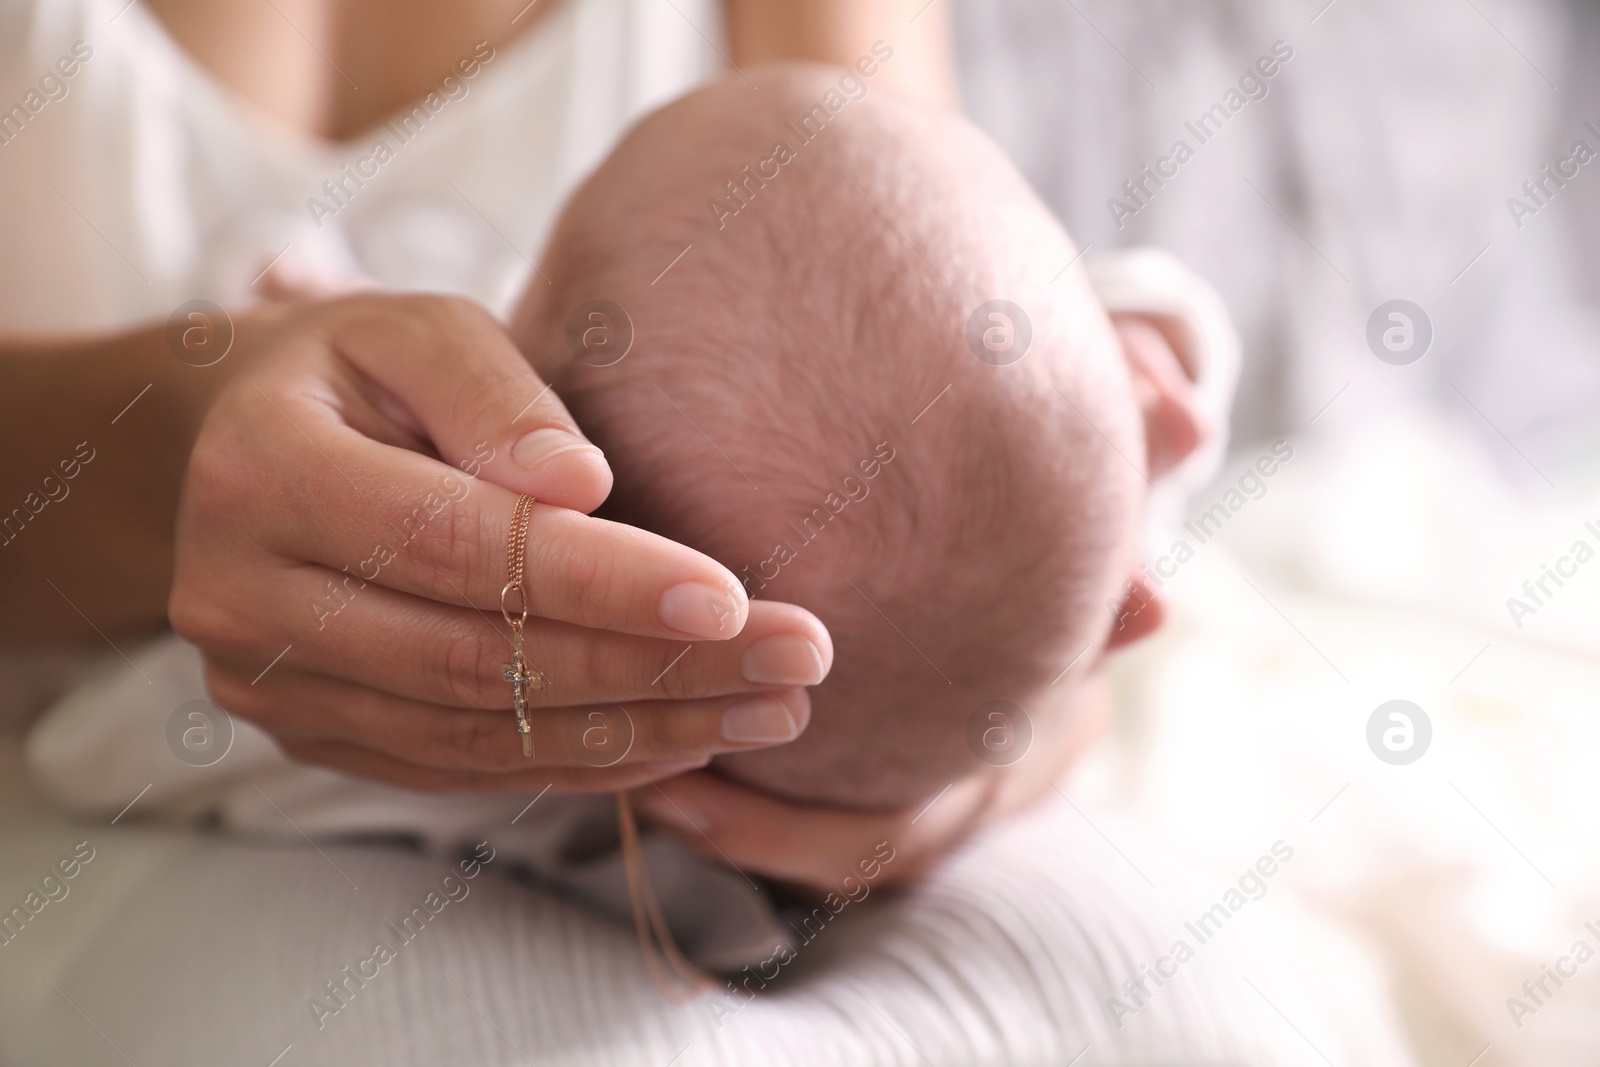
0, 0, 722, 326
0, 713, 1411, 1066
1083, 413, 1600, 1066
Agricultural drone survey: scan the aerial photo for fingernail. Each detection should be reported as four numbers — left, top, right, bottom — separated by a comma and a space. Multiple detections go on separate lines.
659, 582, 743, 639
644, 796, 713, 835
721, 696, 799, 744
741, 634, 827, 687
512, 427, 605, 474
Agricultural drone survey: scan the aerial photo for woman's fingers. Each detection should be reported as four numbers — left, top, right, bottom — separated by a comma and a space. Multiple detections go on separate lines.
209, 662, 811, 772
318, 292, 613, 512
275, 736, 711, 796
234, 420, 750, 641
635, 772, 994, 891
206, 573, 829, 708
635, 700, 1092, 892
171, 291, 838, 801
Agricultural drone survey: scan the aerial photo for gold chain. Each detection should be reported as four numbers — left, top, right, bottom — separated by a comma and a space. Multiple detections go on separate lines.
501, 494, 541, 757
618, 791, 714, 1001
503, 493, 534, 612
504, 493, 706, 998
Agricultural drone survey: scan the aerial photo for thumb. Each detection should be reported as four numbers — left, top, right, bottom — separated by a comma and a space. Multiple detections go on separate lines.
325, 292, 612, 512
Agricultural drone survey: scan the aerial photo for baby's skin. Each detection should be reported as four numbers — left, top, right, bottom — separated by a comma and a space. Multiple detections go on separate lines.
515, 64, 1204, 812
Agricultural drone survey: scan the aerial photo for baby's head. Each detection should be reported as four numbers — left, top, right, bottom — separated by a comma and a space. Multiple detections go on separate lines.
516, 66, 1153, 808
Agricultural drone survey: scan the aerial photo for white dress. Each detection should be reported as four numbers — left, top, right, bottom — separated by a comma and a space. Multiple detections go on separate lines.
0, 0, 718, 326
0, 1, 1404, 1064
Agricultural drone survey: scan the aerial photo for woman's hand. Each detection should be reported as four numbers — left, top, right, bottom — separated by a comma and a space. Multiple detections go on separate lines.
169, 292, 832, 794
636, 677, 1102, 893
637, 770, 994, 892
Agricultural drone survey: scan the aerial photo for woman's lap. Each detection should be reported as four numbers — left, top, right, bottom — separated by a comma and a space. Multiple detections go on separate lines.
0, 758, 1408, 1067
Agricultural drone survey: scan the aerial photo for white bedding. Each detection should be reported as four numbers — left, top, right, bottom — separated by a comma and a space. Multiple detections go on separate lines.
1088, 414, 1600, 1066
0, 710, 1410, 1066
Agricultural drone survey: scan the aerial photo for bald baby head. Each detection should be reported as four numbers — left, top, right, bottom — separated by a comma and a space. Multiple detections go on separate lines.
515, 65, 1144, 808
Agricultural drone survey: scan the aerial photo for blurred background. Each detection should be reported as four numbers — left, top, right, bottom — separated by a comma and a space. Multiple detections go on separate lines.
956, 1, 1600, 1064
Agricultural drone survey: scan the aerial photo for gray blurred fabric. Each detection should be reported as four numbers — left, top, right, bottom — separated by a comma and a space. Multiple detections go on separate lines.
956, 0, 1600, 479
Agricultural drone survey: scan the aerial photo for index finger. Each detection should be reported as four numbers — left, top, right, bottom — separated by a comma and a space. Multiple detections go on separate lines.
255, 419, 750, 640
323, 292, 613, 512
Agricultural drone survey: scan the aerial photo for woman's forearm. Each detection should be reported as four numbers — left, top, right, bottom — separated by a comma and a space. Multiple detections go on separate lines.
723, 0, 958, 108
0, 323, 242, 641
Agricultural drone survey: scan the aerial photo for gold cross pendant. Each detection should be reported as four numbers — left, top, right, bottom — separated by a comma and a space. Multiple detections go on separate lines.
501, 632, 545, 758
